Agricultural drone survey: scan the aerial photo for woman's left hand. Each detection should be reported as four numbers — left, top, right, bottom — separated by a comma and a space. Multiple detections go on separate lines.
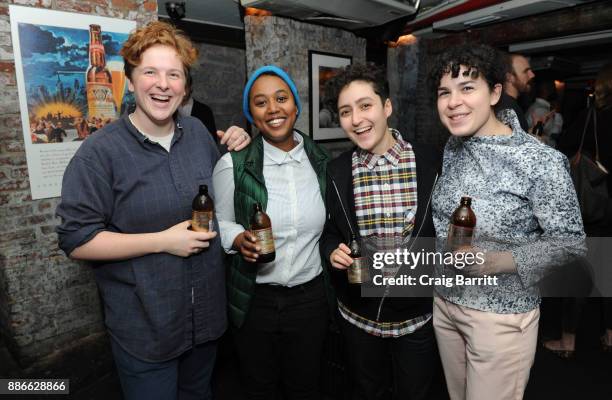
453, 246, 517, 277
217, 126, 251, 151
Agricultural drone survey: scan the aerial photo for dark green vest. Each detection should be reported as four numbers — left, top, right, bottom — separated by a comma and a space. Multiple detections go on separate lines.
227, 131, 331, 327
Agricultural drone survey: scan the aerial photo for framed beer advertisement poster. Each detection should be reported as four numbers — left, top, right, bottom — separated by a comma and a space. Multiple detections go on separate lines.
9, 5, 136, 199
308, 50, 352, 142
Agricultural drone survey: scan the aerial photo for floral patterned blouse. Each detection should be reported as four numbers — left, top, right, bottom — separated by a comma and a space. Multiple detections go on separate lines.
432, 110, 586, 314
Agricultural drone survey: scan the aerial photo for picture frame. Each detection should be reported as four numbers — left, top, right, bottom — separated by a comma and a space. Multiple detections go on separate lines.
9, 5, 136, 199
308, 50, 352, 142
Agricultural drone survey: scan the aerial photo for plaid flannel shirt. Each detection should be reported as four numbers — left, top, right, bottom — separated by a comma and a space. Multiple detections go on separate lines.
342, 128, 431, 337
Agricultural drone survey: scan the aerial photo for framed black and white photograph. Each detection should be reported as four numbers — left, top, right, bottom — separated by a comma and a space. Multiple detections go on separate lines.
308, 50, 352, 141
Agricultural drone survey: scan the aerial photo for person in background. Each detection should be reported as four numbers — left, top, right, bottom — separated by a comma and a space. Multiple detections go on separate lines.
213, 65, 331, 400
526, 80, 561, 146
56, 21, 250, 400
429, 43, 585, 400
321, 63, 440, 400
179, 72, 218, 142
558, 62, 612, 354
495, 52, 534, 132
547, 98, 564, 147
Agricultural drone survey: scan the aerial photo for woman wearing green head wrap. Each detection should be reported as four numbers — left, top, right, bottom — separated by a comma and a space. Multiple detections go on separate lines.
212, 65, 334, 399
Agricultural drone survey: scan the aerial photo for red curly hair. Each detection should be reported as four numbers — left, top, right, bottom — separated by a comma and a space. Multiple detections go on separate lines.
120, 21, 198, 85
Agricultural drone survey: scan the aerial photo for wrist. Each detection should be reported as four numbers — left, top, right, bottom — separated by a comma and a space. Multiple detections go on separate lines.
150, 231, 165, 254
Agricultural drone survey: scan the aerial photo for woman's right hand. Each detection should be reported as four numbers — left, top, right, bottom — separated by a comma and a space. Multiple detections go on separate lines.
330, 243, 353, 270
232, 231, 261, 263
160, 220, 218, 257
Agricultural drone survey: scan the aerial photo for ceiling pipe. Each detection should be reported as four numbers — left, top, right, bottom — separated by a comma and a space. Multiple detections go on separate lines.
403, 0, 506, 34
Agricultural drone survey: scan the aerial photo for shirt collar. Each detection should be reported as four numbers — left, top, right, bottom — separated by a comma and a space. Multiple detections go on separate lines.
263, 131, 305, 165
124, 112, 184, 146
358, 128, 406, 169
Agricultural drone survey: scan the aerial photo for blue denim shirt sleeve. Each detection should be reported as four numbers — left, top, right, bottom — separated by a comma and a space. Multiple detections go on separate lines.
56, 150, 113, 256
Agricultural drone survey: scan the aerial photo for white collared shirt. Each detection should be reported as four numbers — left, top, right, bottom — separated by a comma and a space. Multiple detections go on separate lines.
212, 133, 325, 286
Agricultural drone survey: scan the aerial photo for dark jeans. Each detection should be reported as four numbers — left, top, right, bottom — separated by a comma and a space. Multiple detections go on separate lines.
111, 337, 217, 400
233, 274, 329, 400
339, 316, 437, 400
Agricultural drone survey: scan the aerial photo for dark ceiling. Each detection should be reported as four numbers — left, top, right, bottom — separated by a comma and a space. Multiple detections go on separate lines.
158, 0, 612, 81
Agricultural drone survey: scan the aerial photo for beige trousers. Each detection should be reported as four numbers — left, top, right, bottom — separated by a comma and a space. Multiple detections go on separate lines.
433, 296, 539, 400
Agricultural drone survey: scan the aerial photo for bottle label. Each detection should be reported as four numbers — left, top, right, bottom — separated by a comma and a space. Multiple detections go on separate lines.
252, 228, 275, 254
192, 211, 213, 232
87, 82, 115, 119
348, 257, 369, 284
447, 224, 474, 250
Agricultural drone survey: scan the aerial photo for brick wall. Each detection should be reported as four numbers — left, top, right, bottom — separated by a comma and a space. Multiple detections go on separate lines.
244, 15, 366, 157
191, 42, 246, 133
0, 0, 156, 374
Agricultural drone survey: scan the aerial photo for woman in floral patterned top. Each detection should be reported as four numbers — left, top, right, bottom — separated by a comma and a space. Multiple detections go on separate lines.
428, 44, 585, 400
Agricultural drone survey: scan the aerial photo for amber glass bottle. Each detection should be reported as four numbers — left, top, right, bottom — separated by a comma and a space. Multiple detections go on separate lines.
250, 202, 275, 263
447, 196, 476, 251
86, 24, 115, 120
348, 234, 368, 284
192, 185, 214, 232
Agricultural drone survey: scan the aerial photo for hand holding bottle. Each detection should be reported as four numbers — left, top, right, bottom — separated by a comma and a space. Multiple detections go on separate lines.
330, 243, 352, 270
233, 230, 261, 263
160, 220, 217, 257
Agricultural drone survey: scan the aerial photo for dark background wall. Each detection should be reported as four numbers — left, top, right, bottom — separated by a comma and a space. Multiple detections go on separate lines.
191, 41, 246, 132
388, 0, 612, 151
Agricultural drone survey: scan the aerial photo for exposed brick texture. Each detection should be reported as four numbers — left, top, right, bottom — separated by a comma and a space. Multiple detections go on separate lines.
0, 0, 157, 386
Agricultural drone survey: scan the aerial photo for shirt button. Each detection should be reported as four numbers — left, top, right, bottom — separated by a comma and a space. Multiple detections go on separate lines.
386, 212, 391, 217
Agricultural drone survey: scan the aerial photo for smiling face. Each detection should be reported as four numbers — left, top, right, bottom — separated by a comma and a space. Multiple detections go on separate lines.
337, 80, 394, 155
249, 74, 298, 151
128, 45, 187, 135
436, 66, 503, 138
